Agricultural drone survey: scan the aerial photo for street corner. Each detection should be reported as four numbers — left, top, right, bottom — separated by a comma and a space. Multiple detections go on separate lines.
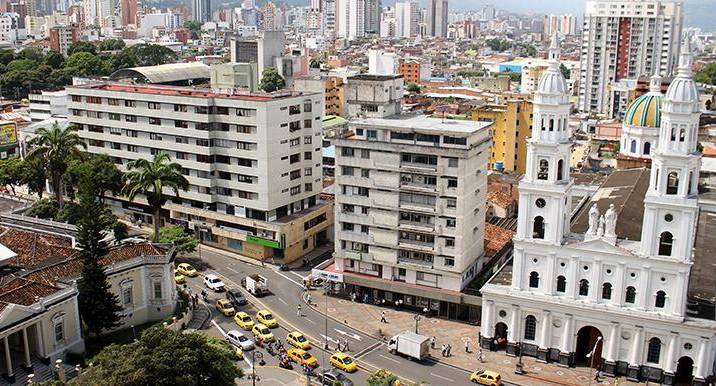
236, 365, 306, 386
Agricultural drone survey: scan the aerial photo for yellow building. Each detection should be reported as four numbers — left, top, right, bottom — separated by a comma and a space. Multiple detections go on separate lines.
470, 99, 533, 174
294, 75, 346, 117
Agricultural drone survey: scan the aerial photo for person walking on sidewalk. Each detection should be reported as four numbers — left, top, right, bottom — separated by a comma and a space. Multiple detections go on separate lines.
297, 304, 301, 317
430, 336, 436, 349
446, 344, 452, 357
380, 311, 387, 323
465, 340, 470, 353
477, 348, 484, 363
441, 344, 446, 357
342, 338, 349, 352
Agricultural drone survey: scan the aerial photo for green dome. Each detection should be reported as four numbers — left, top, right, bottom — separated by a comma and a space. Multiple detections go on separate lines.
624, 93, 662, 128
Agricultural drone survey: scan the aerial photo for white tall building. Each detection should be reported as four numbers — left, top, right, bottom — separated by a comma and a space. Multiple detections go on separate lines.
425, 0, 447, 38
480, 37, 716, 386
192, 0, 211, 23
336, 0, 365, 40
364, 0, 380, 35
578, 0, 683, 116
544, 14, 576, 36
394, 0, 419, 38
0, 12, 20, 44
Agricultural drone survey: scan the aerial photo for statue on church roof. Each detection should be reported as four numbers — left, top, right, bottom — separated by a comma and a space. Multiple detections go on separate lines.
597, 215, 605, 238
605, 204, 617, 239
587, 204, 599, 236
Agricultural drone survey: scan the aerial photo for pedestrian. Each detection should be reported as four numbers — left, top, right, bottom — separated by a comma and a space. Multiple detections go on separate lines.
297, 304, 302, 317
430, 336, 436, 349
343, 338, 349, 352
447, 344, 452, 357
380, 311, 387, 323
306, 293, 312, 305
477, 348, 484, 363
594, 370, 602, 382
465, 340, 470, 353
441, 344, 446, 357
336, 337, 341, 351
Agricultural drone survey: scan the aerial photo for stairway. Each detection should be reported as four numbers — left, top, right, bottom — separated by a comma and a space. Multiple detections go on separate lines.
186, 304, 211, 331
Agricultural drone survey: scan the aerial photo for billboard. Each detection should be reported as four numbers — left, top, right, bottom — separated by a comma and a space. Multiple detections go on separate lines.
0, 122, 17, 146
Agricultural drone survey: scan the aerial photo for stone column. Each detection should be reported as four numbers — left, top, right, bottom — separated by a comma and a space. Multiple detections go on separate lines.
537, 311, 551, 362
506, 305, 520, 357
614, 263, 626, 306
694, 338, 709, 381
22, 328, 31, 369
662, 332, 679, 384
558, 314, 574, 366
638, 267, 651, 310
3, 336, 13, 381
512, 249, 524, 291
627, 326, 643, 381
480, 301, 494, 348
603, 322, 620, 376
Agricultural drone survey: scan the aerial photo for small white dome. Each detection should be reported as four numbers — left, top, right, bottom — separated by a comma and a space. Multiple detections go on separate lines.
664, 77, 699, 105
537, 69, 568, 95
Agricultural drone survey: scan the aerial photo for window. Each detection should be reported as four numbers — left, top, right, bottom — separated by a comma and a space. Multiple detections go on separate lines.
444, 257, 454, 266
149, 133, 162, 141
53, 314, 64, 342
304, 151, 313, 160
524, 315, 536, 340
71, 95, 81, 102
148, 102, 160, 110
109, 127, 121, 135
304, 119, 313, 129
304, 135, 312, 144
658, 231, 673, 256
443, 136, 467, 145
290, 170, 301, 180
127, 145, 138, 152
666, 172, 679, 195
529, 271, 539, 288
445, 238, 455, 248
149, 117, 161, 125
125, 100, 136, 107
556, 276, 566, 293
290, 153, 300, 164
579, 279, 589, 296
361, 149, 370, 159
557, 159, 564, 181
305, 183, 313, 192
196, 139, 209, 147
108, 113, 120, 121
538, 159, 549, 180
533, 216, 545, 239
121, 281, 133, 306
647, 338, 661, 363
290, 185, 301, 196
289, 121, 301, 132
342, 147, 354, 157
625, 286, 636, 304
289, 137, 301, 147
175, 136, 188, 144
447, 178, 457, 188
655, 291, 666, 308
446, 198, 456, 208
87, 96, 101, 104
175, 120, 188, 128
125, 115, 137, 122
367, 130, 377, 139
630, 140, 637, 153
602, 283, 612, 300
644, 142, 651, 155
153, 280, 162, 299
174, 104, 188, 112
446, 218, 456, 228
447, 157, 458, 167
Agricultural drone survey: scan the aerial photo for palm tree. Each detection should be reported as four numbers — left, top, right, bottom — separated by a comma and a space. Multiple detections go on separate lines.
122, 153, 189, 242
27, 122, 86, 208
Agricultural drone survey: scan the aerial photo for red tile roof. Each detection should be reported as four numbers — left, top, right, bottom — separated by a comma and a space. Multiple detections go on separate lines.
487, 190, 514, 209
484, 223, 514, 258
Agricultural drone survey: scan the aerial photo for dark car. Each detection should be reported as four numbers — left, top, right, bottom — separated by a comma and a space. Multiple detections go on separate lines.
226, 289, 247, 307
321, 370, 353, 386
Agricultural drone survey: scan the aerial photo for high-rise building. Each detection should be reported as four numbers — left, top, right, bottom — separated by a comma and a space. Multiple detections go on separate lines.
544, 14, 576, 36
336, 0, 365, 40
364, 0, 380, 35
345, 74, 403, 119
426, 0, 447, 38
394, 0, 418, 38
192, 0, 211, 23
323, 0, 336, 37
482, 4, 495, 20
67, 82, 332, 263
48, 25, 79, 55
120, 0, 137, 26
578, 0, 683, 116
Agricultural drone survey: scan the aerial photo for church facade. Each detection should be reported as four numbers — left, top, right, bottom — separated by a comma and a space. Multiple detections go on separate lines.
479, 35, 716, 385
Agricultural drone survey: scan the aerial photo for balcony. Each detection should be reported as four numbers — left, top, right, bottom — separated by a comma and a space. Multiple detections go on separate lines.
398, 221, 434, 233
397, 256, 433, 267
400, 162, 439, 174
343, 250, 372, 261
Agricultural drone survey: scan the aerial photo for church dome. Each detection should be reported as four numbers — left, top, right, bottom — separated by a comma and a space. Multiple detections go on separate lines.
536, 69, 567, 95
624, 93, 662, 128
664, 77, 699, 106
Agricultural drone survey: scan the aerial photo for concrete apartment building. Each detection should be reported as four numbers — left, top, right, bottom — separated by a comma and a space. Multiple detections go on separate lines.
66, 82, 332, 263
470, 99, 533, 174
345, 74, 403, 119
294, 75, 346, 117
332, 114, 492, 319
578, 0, 683, 116
48, 25, 79, 55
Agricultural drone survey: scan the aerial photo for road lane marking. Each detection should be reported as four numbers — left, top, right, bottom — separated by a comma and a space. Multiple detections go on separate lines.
335, 328, 361, 341
304, 318, 316, 325
430, 373, 454, 382
290, 271, 305, 279
224, 266, 241, 274
277, 297, 288, 306
377, 354, 400, 364
272, 270, 305, 289
354, 342, 381, 358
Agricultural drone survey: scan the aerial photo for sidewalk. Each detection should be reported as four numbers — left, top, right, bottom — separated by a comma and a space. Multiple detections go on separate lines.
307, 290, 642, 386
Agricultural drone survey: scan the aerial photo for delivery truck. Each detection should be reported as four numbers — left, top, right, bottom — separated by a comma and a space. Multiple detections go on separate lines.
241, 274, 268, 296
387, 331, 430, 361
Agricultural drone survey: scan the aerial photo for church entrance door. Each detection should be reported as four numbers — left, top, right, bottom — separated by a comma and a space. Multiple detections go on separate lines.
493, 322, 508, 350
575, 326, 603, 368
674, 356, 694, 385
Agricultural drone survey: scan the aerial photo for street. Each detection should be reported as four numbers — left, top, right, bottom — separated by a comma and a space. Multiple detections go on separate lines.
181, 246, 485, 386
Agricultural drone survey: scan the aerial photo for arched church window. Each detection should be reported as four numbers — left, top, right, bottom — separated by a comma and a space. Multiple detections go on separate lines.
532, 217, 545, 239
688, 172, 694, 195
655, 291, 666, 308
529, 272, 539, 288
679, 128, 685, 142
625, 286, 637, 304
658, 232, 673, 256
670, 126, 676, 141
556, 276, 566, 293
557, 160, 564, 181
630, 140, 637, 153
644, 142, 651, 155
524, 315, 537, 340
666, 172, 679, 195
602, 283, 612, 300
647, 337, 662, 363
538, 159, 549, 180
541, 117, 546, 131
654, 168, 659, 191
549, 119, 554, 131
578, 279, 589, 296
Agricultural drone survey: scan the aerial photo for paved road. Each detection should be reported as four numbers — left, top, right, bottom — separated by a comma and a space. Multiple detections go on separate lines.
183, 247, 485, 386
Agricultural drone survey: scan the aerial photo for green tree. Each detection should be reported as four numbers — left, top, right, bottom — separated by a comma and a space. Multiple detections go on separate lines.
67, 41, 97, 56
486, 38, 511, 52
367, 369, 399, 386
65, 52, 104, 76
155, 225, 198, 254
560, 63, 571, 79
63, 154, 124, 202
98, 38, 126, 51
25, 198, 58, 219
5, 59, 38, 72
309, 57, 321, 68
76, 193, 123, 338
21, 156, 47, 198
102, 51, 136, 75
406, 83, 421, 93
49, 67, 76, 87
259, 67, 286, 92
695, 62, 716, 85
122, 153, 189, 242
44, 51, 65, 69
184, 20, 202, 40
16, 48, 44, 62
82, 327, 242, 385
0, 158, 26, 195
113, 221, 129, 241
123, 44, 177, 67
27, 123, 86, 208
0, 50, 14, 65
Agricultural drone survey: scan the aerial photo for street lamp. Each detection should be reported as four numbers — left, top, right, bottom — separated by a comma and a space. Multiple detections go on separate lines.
251, 351, 264, 386
414, 314, 421, 334
586, 336, 603, 386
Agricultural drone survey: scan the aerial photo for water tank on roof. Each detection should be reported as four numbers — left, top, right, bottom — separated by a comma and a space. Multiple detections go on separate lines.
494, 161, 504, 172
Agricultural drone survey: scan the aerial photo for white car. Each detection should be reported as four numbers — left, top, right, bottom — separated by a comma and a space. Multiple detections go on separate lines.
226, 330, 255, 350
204, 274, 226, 291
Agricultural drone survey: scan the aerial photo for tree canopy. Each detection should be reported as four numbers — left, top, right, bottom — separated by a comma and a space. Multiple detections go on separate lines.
156, 225, 199, 254
68, 41, 97, 56
259, 67, 286, 93
98, 39, 126, 51
83, 326, 242, 385
695, 62, 716, 86
123, 44, 178, 67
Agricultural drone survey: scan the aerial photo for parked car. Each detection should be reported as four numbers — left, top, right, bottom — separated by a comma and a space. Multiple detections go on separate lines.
226, 330, 255, 351
470, 370, 502, 386
176, 263, 198, 277
215, 299, 235, 316
226, 288, 247, 307
204, 274, 226, 291
174, 272, 186, 284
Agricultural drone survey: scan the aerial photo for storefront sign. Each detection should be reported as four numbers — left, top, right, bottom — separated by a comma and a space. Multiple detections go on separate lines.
122, 202, 153, 214
245, 235, 281, 249
312, 268, 343, 283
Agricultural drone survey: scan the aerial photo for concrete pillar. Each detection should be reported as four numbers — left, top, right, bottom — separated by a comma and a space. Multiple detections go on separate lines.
481, 301, 494, 339
629, 327, 643, 366
638, 267, 651, 309
539, 312, 551, 349
560, 315, 573, 353
694, 339, 709, 380
664, 333, 678, 374
605, 322, 619, 362
3, 336, 12, 377
614, 263, 626, 306
22, 328, 30, 368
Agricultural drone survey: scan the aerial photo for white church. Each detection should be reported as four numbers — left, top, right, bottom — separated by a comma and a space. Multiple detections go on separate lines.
479, 35, 716, 385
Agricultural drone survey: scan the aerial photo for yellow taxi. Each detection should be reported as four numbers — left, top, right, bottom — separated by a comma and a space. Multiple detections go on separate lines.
470, 370, 502, 386
215, 299, 235, 316
234, 347, 244, 360
256, 309, 278, 328
286, 331, 311, 350
176, 263, 198, 277
251, 323, 275, 343
287, 348, 319, 368
174, 271, 186, 284
329, 352, 358, 373
234, 312, 255, 331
